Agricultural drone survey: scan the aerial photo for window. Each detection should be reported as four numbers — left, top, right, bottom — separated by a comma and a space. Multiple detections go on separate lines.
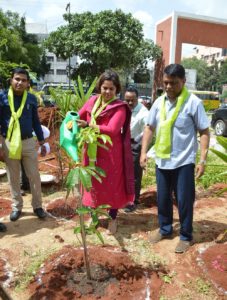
56, 69, 67, 75
57, 57, 67, 62
222, 48, 227, 56
47, 69, 54, 75
46, 56, 54, 62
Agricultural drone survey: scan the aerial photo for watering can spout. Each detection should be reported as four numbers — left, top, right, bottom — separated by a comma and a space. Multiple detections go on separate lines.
60, 111, 80, 162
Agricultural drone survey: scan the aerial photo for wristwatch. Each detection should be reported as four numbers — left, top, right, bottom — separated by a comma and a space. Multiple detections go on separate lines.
199, 160, 206, 165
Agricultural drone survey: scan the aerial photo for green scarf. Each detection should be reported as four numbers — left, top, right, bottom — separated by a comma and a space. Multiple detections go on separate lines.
90, 95, 116, 125
6, 87, 27, 159
88, 95, 116, 165
154, 86, 189, 159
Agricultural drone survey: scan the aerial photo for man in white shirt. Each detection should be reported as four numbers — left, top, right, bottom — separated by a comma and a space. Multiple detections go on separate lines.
124, 86, 148, 212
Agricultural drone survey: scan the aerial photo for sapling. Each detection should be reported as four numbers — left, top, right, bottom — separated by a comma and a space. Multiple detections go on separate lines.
57, 77, 113, 279
64, 125, 112, 279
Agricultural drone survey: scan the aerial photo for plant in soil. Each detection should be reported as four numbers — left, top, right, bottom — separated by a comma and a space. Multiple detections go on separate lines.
58, 77, 114, 280
64, 126, 112, 280
49, 76, 97, 119
209, 136, 227, 194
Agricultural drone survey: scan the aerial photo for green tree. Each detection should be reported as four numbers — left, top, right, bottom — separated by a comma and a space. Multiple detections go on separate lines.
181, 57, 211, 90
0, 9, 49, 80
0, 10, 25, 63
219, 59, 227, 89
45, 9, 161, 81
0, 61, 29, 87
133, 67, 150, 83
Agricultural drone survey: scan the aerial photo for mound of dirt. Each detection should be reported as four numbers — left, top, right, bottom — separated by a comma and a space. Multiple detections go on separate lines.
46, 197, 78, 219
28, 245, 163, 300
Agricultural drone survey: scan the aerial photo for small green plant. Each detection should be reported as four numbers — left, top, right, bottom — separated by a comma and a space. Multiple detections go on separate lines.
50, 76, 97, 119
64, 126, 112, 279
195, 278, 211, 295
209, 136, 227, 163
142, 158, 156, 188
161, 271, 177, 284
208, 136, 227, 194
58, 77, 113, 280
74, 205, 111, 245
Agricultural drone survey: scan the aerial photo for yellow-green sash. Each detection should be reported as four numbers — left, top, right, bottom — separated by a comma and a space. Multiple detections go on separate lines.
154, 86, 189, 159
88, 95, 116, 165
90, 95, 116, 125
6, 87, 27, 159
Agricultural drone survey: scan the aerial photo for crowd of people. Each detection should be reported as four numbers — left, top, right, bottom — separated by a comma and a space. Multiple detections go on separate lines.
0, 63, 210, 253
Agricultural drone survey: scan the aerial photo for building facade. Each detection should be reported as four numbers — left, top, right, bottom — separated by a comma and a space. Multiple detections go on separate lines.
26, 23, 77, 84
193, 46, 227, 66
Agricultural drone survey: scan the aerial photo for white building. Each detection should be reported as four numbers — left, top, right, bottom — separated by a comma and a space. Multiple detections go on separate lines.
26, 23, 77, 84
193, 46, 227, 66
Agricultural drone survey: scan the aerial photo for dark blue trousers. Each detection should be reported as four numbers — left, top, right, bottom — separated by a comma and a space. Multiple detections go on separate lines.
156, 164, 195, 241
131, 142, 143, 203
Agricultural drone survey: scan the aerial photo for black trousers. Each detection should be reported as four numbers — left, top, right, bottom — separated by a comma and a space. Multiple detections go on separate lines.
131, 142, 143, 203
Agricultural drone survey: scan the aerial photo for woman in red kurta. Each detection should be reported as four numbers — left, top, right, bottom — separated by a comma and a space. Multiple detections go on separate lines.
77, 70, 134, 234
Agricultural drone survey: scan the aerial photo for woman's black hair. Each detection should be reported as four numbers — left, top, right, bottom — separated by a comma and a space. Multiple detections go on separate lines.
96, 70, 121, 94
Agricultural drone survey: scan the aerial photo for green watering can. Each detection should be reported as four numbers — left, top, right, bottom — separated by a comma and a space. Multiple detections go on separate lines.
60, 111, 80, 162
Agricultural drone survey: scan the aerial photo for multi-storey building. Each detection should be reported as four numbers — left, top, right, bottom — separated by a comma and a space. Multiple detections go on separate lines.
26, 23, 77, 84
193, 46, 227, 66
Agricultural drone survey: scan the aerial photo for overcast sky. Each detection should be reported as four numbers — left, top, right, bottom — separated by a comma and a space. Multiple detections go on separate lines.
1, 0, 227, 57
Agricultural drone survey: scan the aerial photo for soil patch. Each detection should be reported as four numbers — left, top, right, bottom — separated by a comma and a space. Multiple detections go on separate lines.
197, 243, 227, 295
0, 198, 11, 217
46, 197, 78, 219
28, 245, 163, 300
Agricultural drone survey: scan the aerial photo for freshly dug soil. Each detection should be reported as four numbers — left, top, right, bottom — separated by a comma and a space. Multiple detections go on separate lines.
0, 198, 11, 217
46, 197, 78, 219
28, 245, 163, 300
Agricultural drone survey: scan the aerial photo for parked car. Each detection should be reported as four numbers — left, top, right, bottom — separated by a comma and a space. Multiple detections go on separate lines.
211, 104, 227, 136
41, 83, 75, 107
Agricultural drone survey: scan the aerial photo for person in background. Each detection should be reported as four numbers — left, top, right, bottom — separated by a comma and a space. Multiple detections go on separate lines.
77, 70, 135, 234
0, 68, 47, 221
140, 64, 210, 253
124, 86, 148, 212
0, 86, 7, 232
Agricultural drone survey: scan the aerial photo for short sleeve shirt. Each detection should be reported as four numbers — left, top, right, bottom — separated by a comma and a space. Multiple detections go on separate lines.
147, 93, 210, 169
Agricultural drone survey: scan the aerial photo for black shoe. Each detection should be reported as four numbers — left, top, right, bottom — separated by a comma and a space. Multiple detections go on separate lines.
34, 208, 46, 219
124, 204, 137, 213
10, 211, 22, 222
0, 223, 7, 232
